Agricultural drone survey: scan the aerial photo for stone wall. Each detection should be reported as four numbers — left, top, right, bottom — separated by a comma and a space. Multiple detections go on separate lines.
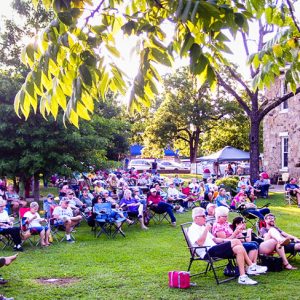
263, 77, 300, 179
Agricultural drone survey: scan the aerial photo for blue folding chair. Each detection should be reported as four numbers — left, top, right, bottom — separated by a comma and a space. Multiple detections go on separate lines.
93, 203, 126, 238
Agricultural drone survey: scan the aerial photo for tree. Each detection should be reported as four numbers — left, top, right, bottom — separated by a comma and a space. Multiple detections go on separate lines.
0, 73, 129, 200
15, 0, 300, 180
142, 67, 243, 162
214, 4, 300, 181
0, 0, 53, 75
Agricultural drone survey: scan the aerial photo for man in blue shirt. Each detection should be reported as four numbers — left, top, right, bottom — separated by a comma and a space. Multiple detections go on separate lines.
285, 177, 300, 207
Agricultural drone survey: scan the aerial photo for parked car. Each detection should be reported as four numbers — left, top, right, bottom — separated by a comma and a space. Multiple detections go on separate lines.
128, 159, 165, 171
159, 161, 190, 171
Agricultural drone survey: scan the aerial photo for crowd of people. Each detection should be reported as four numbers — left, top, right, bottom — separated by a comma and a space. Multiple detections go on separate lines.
0, 169, 299, 292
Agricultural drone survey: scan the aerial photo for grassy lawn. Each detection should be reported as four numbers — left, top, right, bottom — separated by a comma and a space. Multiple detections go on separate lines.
1, 191, 300, 299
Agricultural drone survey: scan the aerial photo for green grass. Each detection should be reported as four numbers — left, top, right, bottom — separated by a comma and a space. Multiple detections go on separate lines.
2, 191, 300, 299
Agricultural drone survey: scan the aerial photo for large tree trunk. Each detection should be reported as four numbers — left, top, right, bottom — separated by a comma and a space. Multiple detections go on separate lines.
189, 130, 200, 163
33, 173, 40, 201
249, 118, 260, 183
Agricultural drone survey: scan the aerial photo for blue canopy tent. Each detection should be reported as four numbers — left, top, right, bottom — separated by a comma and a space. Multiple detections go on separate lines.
199, 146, 250, 162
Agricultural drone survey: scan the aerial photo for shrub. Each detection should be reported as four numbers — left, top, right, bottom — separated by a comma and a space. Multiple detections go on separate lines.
215, 176, 239, 193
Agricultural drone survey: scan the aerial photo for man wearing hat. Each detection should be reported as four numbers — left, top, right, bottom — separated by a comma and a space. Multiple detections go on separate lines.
52, 198, 82, 243
147, 188, 176, 226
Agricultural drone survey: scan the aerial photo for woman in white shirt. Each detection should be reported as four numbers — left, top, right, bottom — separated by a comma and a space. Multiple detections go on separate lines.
23, 202, 50, 247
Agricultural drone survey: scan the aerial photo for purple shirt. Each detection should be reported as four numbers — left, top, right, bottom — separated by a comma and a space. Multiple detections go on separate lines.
119, 198, 139, 212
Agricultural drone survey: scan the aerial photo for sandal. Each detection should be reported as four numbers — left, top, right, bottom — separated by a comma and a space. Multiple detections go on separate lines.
284, 263, 297, 270
280, 238, 291, 246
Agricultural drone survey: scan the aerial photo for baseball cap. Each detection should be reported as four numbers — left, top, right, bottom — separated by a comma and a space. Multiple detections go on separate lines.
47, 193, 54, 198
150, 188, 156, 193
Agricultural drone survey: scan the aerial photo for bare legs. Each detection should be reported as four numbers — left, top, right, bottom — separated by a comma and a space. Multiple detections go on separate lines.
230, 239, 253, 276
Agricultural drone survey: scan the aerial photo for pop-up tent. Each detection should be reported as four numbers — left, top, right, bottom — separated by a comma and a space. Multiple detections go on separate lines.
199, 146, 250, 162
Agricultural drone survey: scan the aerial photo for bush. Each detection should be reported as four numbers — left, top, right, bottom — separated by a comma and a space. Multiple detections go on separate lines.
215, 176, 239, 193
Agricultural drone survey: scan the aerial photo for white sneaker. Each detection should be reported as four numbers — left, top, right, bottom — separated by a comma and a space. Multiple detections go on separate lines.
238, 275, 258, 285
247, 264, 268, 275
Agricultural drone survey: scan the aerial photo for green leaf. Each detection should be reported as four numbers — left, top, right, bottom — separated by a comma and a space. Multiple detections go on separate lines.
272, 44, 283, 57
57, 12, 74, 26
77, 102, 91, 121
150, 48, 172, 67
79, 64, 93, 87
26, 44, 35, 65
106, 45, 120, 58
180, 33, 195, 57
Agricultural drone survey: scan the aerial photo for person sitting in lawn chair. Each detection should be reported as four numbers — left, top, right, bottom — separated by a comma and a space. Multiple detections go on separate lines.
188, 207, 267, 285
4, 185, 26, 217
0, 198, 23, 252
119, 189, 148, 230
215, 188, 231, 209
63, 189, 84, 216
285, 177, 300, 207
147, 188, 176, 227
167, 181, 188, 211
231, 191, 270, 220
23, 202, 51, 247
212, 207, 263, 268
259, 213, 300, 270
93, 195, 133, 226
52, 198, 82, 243
232, 216, 295, 271
253, 175, 270, 199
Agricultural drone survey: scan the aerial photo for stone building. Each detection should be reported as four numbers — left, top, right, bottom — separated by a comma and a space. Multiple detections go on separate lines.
263, 77, 300, 180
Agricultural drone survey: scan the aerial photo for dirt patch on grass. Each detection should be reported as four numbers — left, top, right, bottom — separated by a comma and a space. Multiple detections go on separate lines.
37, 277, 80, 285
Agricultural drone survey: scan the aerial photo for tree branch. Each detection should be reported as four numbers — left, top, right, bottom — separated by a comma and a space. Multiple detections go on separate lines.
84, 0, 106, 26
216, 72, 252, 116
226, 66, 254, 98
286, 0, 300, 33
241, 32, 257, 78
258, 87, 300, 121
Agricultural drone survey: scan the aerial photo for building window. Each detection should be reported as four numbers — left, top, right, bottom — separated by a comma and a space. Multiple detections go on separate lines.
281, 137, 288, 169
281, 100, 288, 110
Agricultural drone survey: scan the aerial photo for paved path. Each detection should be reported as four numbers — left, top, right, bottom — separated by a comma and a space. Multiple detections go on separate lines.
269, 184, 285, 192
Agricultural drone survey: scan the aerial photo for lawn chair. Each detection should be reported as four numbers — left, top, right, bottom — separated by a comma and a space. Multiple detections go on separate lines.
19, 207, 42, 247
277, 172, 289, 185
93, 203, 126, 238
181, 187, 201, 209
181, 222, 237, 284
48, 205, 76, 242
148, 206, 171, 225
235, 204, 260, 233
284, 185, 298, 205
0, 232, 13, 250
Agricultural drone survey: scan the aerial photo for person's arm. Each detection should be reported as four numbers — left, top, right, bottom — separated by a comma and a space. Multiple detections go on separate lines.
195, 224, 212, 246
280, 230, 300, 242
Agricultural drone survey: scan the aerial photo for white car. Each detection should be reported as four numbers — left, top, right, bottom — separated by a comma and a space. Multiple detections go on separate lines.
159, 161, 190, 171
128, 159, 165, 171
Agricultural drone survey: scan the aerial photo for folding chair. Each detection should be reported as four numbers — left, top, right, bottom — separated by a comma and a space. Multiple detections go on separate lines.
47, 206, 68, 242
19, 207, 41, 247
93, 203, 126, 238
181, 222, 237, 284
277, 172, 289, 185
0, 232, 13, 250
181, 186, 201, 209
235, 204, 260, 233
148, 206, 171, 225
284, 186, 298, 205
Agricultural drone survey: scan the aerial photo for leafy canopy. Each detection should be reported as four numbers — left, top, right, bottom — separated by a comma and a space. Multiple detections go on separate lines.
16, 0, 300, 125
16, 0, 254, 126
